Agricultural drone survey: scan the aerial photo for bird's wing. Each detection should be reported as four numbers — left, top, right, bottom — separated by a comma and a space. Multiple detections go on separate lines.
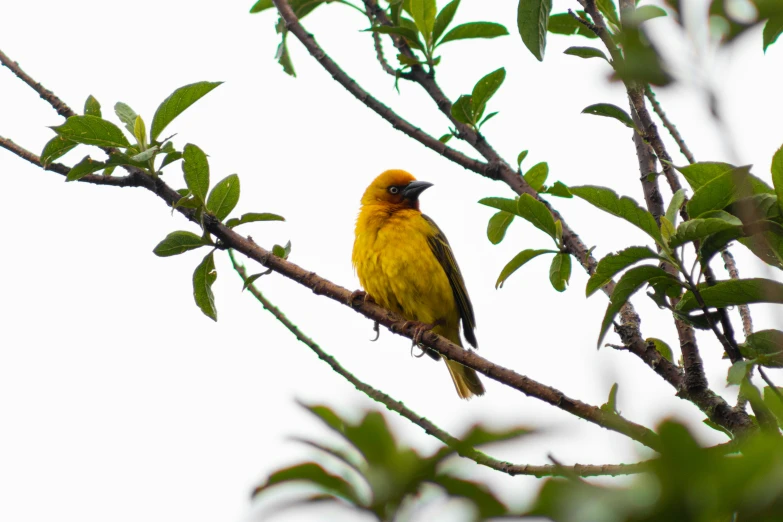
421, 214, 478, 348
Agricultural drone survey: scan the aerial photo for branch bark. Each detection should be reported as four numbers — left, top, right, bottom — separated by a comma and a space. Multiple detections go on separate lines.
230, 251, 650, 477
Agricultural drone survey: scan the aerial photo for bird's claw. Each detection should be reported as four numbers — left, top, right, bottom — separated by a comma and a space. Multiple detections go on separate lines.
349, 289, 373, 308
370, 321, 380, 342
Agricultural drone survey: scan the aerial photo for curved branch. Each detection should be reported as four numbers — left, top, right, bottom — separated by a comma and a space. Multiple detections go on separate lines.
230, 251, 649, 478
0, 49, 76, 119
3, 135, 661, 451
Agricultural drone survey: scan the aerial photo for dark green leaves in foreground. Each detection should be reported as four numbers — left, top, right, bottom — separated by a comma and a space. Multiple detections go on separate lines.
517, 0, 553, 61
252, 403, 524, 520
451, 68, 505, 128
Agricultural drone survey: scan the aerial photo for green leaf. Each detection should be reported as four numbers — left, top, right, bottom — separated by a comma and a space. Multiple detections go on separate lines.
84, 95, 101, 117
249, 0, 273, 13
544, 181, 572, 198
581, 103, 636, 130
206, 174, 240, 221
772, 145, 783, 211
763, 16, 783, 52
150, 81, 222, 140
596, 0, 620, 27
252, 462, 361, 505
133, 115, 147, 148
471, 68, 505, 121
564, 46, 608, 60
370, 25, 426, 51
549, 252, 571, 292
677, 278, 783, 312
727, 360, 753, 385
600, 383, 619, 413
478, 111, 498, 128
114, 102, 137, 133
129, 145, 158, 163
763, 387, 783, 425
276, 31, 296, 76
409, 0, 437, 43
430, 475, 508, 518
458, 424, 532, 448
703, 418, 733, 438
450, 94, 474, 124
598, 265, 673, 347
614, 24, 672, 86
496, 249, 556, 288
647, 338, 674, 362
517, 150, 529, 167
66, 155, 106, 182
570, 185, 663, 245
273, 240, 292, 259
523, 161, 548, 191
479, 195, 557, 239
665, 188, 687, 225
627, 5, 667, 24
153, 231, 207, 257
669, 218, 742, 248
242, 270, 272, 290
547, 12, 597, 38
438, 133, 452, 143
193, 251, 217, 321
740, 330, 783, 368
487, 211, 514, 245
160, 151, 183, 169
226, 212, 286, 228
51, 115, 131, 148
433, 0, 460, 43
660, 216, 676, 244
687, 166, 757, 218
41, 136, 77, 166
518, 0, 553, 61
438, 22, 509, 45
587, 246, 662, 297
674, 161, 733, 191
182, 144, 210, 203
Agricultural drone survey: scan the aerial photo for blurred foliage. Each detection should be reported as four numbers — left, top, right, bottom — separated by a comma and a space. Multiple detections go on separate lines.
252, 404, 532, 521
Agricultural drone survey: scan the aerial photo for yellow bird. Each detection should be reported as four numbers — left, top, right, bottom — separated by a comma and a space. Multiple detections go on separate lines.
352, 169, 485, 399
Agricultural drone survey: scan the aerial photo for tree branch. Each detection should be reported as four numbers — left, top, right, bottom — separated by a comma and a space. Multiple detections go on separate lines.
644, 85, 695, 164
0, 49, 76, 119
229, 250, 649, 478
2, 136, 664, 451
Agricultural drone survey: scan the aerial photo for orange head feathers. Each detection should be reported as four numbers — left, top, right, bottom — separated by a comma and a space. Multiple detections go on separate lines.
360, 169, 433, 210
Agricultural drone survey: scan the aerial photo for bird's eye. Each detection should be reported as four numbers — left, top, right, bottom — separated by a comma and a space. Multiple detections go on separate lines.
388, 186, 399, 194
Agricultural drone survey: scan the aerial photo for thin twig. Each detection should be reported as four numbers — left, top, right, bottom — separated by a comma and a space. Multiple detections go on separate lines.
229, 250, 649, 477
364, 3, 396, 76
758, 367, 783, 402
0, 49, 76, 119
644, 85, 695, 164
721, 249, 753, 338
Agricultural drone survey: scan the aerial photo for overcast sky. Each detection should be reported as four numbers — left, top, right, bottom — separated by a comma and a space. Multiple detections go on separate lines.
1, 1, 781, 521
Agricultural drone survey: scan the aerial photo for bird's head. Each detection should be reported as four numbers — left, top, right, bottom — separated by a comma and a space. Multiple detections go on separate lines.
360, 169, 433, 211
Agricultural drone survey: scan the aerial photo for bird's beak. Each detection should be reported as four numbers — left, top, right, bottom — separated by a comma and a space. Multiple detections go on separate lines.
401, 180, 433, 200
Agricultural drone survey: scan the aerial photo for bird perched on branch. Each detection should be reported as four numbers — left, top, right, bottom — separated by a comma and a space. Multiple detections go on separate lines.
352, 169, 485, 399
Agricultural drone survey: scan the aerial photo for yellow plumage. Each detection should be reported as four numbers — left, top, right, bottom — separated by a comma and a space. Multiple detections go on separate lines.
352, 169, 485, 399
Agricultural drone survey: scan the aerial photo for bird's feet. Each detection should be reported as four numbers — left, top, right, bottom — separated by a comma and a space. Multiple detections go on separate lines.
349, 289, 374, 308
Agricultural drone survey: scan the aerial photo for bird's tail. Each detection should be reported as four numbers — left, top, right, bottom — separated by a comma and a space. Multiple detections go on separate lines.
444, 359, 485, 400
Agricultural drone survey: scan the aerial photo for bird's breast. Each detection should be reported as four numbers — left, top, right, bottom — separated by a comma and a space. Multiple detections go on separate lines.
353, 208, 457, 326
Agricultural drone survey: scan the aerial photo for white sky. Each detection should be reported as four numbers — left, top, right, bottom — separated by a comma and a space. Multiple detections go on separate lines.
1, 1, 781, 521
